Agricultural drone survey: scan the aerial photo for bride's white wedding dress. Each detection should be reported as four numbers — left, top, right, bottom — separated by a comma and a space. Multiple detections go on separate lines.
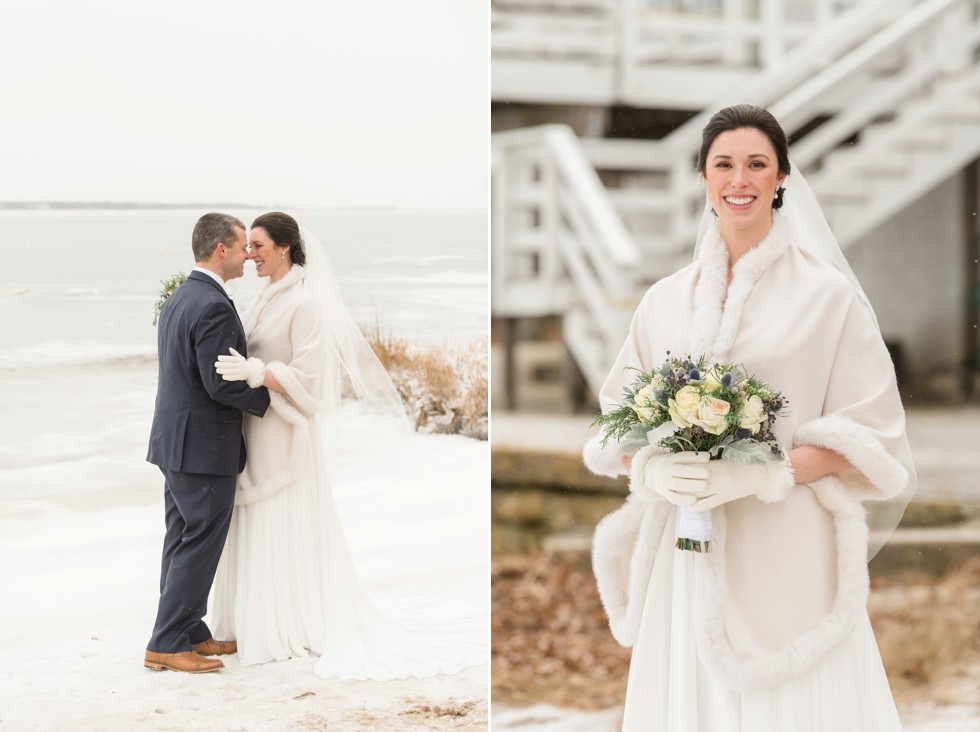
210, 264, 484, 679
620, 514, 903, 732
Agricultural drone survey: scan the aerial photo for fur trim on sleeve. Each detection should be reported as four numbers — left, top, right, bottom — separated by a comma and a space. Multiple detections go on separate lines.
758, 457, 795, 503
583, 435, 627, 478
794, 414, 908, 501
245, 358, 266, 389
266, 360, 324, 417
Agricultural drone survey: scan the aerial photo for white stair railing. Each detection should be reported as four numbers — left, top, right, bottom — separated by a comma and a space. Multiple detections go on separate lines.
492, 125, 641, 387
493, 0, 980, 395
493, 0, 865, 105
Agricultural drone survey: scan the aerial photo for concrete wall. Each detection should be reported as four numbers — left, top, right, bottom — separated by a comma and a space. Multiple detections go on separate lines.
847, 173, 966, 396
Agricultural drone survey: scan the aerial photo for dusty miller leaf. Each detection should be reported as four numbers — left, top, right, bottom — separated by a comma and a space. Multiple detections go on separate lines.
720, 439, 770, 464
620, 425, 652, 457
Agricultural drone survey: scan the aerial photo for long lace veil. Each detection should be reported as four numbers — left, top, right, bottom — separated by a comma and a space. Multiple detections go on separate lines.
694, 163, 916, 560
299, 225, 407, 422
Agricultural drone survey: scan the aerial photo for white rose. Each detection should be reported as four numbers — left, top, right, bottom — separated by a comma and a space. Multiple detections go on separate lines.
667, 385, 700, 429
632, 384, 659, 423
703, 371, 724, 392
739, 394, 765, 434
693, 395, 731, 436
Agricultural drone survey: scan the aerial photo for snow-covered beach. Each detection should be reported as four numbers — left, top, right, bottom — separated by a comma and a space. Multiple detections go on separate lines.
0, 209, 488, 731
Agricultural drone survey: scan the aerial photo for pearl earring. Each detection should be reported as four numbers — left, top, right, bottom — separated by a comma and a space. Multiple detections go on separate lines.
281, 252, 285, 260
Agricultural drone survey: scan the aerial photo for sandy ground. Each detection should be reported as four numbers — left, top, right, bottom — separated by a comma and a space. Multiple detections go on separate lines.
0, 363, 488, 731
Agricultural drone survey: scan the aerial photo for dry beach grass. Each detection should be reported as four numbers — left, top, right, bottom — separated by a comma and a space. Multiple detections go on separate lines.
367, 327, 488, 440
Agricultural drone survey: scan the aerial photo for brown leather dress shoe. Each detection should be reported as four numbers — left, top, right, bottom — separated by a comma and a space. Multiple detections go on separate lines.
191, 637, 238, 656
144, 650, 224, 673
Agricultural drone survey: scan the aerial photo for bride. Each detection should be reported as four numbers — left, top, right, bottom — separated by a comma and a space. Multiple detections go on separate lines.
209, 211, 480, 679
585, 106, 914, 730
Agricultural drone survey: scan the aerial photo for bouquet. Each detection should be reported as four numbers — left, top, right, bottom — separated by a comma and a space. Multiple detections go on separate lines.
152, 272, 187, 326
593, 352, 787, 551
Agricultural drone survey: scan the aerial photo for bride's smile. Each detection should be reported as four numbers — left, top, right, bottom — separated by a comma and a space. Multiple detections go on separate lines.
248, 226, 292, 282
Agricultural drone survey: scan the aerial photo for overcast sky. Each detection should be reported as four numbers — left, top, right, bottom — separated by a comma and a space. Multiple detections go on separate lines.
0, 1, 487, 209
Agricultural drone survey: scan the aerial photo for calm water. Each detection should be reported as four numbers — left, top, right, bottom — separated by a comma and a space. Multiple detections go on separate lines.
0, 208, 487, 369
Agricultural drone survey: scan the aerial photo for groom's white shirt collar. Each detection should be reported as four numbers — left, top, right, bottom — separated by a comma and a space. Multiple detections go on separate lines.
193, 266, 227, 294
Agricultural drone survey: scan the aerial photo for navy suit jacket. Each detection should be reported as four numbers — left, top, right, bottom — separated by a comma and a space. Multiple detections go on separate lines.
147, 271, 270, 476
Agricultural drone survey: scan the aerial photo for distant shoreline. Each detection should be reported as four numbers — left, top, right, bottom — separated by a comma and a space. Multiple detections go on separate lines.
0, 201, 403, 212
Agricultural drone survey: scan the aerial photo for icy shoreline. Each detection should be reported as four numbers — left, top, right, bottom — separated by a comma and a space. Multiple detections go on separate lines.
0, 362, 488, 731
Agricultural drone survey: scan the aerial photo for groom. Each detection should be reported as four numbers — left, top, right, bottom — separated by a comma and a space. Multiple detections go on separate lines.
144, 213, 270, 673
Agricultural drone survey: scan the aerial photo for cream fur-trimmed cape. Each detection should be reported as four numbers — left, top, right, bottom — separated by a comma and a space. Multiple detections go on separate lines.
234, 266, 330, 506
586, 215, 912, 692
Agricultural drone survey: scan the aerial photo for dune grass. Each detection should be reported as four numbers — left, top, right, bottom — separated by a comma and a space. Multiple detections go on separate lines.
366, 326, 488, 440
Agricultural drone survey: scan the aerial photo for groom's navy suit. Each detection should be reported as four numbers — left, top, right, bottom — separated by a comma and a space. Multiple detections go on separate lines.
146, 270, 270, 654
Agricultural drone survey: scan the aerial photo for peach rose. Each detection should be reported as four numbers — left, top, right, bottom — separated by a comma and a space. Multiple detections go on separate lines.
693, 395, 731, 435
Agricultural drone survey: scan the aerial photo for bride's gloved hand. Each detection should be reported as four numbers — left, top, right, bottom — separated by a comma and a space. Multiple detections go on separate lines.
629, 446, 710, 506
686, 459, 795, 513
215, 348, 266, 388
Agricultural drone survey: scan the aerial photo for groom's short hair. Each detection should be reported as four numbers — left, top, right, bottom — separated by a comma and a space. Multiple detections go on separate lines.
192, 212, 246, 262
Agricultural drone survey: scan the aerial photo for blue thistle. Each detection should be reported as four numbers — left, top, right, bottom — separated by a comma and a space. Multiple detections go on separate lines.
721, 372, 733, 387
689, 368, 701, 381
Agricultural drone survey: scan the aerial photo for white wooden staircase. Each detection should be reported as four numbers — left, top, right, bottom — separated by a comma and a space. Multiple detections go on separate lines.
492, 0, 980, 396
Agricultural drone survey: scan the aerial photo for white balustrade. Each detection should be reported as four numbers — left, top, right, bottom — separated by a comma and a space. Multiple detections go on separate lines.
493, 0, 980, 394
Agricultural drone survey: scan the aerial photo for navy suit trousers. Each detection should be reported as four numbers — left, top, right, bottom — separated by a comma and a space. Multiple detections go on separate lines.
147, 468, 236, 653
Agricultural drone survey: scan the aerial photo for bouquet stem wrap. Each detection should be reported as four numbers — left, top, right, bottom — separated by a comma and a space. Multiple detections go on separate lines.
676, 506, 712, 552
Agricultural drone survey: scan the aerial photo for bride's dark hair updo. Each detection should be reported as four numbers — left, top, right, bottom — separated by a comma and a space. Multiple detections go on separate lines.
697, 105, 791, 210
251, 211, 306, 266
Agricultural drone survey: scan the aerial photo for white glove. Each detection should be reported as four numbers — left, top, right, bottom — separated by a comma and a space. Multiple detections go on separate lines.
214, 347, 266, 388
686, 458, 795, 513
630, 447, 711, 507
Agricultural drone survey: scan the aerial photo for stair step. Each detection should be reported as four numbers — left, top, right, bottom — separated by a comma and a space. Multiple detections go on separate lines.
507, 185, 548, 205
855, 112, 946, 150
606, 187, 675, 212
632, 233, 691, 256
933, 72, 980, 100
507, 230, 550, 251
848, 147, 909, 176
581, 137, 669, 172
808, 159, 873, 201
932, 96, 980, 122
894, 125, 950, 149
